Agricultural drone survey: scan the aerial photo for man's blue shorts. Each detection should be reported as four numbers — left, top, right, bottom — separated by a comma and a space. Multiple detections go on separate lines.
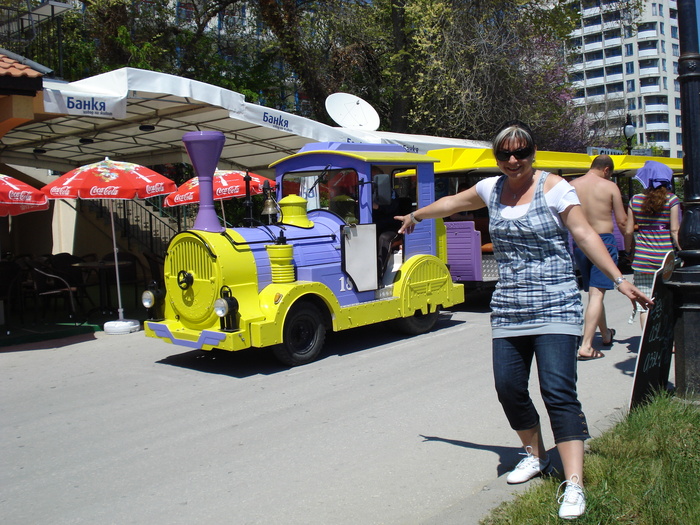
573, 233, 618, 292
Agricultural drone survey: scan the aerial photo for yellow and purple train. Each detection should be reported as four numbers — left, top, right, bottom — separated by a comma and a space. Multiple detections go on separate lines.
143, 131, 464, 365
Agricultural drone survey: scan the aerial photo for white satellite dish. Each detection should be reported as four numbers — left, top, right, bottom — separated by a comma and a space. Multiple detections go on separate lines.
325, 93, 380, 131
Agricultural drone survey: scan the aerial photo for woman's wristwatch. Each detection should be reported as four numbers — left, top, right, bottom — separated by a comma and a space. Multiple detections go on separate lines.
410, 212, 422, 224
614, 276, 627, 289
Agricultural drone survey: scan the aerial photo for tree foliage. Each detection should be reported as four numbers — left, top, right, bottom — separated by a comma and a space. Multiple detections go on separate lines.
40, 0, 599, 149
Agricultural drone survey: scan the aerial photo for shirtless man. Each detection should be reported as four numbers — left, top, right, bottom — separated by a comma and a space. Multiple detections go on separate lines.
571, 155, 627, 360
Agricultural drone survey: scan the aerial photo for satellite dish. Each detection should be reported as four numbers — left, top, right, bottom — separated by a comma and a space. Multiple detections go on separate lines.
325, 93, 380, 131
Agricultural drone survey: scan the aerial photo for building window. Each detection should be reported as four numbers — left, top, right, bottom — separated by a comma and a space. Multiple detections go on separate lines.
663, 77, 668, 89
626, 62, 635, 74
676, 115, 682, 127
677, 133, 682, 146
671, 26, 679, 39
660, 22, 665, 35
661, 41, 666, 53
672, 44, 680, 57
584, 33, 603, 45
625, 43, 634, 56
675, 79, 681, 92
652, 3, 657, 16
584, 15, 602, 28
675, 97, 681, 109
627, 79, 636, 92
628, 99, 636, 110
673, 61, 678, 74
586, 68, 605, 80
663, 58, 667, 71
659, 4, 663, 17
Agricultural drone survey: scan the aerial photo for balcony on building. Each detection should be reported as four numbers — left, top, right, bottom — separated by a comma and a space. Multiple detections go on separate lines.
604, 34, 622, 47
583, 50, 604, 68
640, 77, 661, 94
644, 95, 669, 113
638, 40, 659, 58
582, 0, 601, 17
646, 122, 670, 131
637, 22, 658, 40
638, 58, 660, 76
583, 32, 603, 51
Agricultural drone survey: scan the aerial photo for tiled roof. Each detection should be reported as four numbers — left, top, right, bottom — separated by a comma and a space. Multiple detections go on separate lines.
0, 54, 43, 78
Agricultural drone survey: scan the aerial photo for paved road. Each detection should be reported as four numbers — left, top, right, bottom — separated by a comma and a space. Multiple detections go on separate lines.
1, 287, 654, 524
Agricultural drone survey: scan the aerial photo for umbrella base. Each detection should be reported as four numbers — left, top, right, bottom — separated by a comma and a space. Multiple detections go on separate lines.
104, 319, 141, 335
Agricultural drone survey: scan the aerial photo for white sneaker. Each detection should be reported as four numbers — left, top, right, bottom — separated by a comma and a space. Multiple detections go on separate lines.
506, 446, 550, 484
557, 475, 586, 520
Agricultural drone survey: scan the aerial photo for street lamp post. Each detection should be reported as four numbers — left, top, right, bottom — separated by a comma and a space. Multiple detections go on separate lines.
623, 114, 636, 155
667, 0, 700, 400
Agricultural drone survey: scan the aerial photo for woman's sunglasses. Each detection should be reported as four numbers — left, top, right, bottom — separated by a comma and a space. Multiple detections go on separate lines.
495, 146, 533, 162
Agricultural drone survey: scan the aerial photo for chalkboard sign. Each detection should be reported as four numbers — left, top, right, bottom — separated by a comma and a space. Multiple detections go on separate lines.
630, 251, 677, 409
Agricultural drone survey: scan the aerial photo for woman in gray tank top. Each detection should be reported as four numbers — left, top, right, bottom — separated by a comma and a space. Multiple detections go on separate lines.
396, 120, 653, 520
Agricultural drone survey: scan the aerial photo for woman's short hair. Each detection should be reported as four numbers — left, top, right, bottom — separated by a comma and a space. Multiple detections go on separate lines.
492, 120, 536, 156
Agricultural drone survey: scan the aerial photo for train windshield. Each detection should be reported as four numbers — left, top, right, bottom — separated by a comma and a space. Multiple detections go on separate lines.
282, 168, 360, 221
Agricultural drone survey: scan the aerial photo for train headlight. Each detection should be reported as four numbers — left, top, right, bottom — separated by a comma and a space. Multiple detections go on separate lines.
142, 290, 157, 308
142, 282, 165, 321
216, 289, 239, 332
214, 298, 233, 317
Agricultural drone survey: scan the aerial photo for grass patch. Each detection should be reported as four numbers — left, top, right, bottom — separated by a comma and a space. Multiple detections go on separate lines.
481, 392, 700, 524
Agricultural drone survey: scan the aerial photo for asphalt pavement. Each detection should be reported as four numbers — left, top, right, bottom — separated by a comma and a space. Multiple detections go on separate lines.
0, 282, 659, 524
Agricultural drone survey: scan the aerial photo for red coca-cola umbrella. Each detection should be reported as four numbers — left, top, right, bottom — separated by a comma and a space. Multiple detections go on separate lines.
164, 170, 275, 226
0, 201, 49, 217
41, 158, 176, 333
164, 170, 274, 204
0, 174, 49, 213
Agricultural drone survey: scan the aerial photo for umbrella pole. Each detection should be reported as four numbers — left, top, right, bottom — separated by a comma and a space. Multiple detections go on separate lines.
108, 200, 125, 321
221, 201, 226, 227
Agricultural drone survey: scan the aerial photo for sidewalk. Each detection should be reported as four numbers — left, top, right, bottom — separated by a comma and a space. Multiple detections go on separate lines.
423, 277, 657, 524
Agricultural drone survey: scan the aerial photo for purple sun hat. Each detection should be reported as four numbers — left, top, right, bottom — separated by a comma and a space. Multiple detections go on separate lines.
633, 160, 673, 190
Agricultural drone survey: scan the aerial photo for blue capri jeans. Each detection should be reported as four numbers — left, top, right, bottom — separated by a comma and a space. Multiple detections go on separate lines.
492, 334, 590, 444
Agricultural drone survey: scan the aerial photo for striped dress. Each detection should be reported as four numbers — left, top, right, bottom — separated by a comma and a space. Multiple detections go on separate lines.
630, 192, 680, 274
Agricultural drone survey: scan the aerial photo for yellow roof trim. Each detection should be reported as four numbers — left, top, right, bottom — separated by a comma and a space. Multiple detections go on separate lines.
270, 149, 438, 168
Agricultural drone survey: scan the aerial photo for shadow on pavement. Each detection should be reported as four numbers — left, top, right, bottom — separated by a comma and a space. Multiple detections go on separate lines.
157, 312, 466, 378
420, 435, 568, 483
420, 435, 565, 480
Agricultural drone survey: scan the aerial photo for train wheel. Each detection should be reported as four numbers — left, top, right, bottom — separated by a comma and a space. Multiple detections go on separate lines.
273, 302, 326, 366
390, 308, 439, 335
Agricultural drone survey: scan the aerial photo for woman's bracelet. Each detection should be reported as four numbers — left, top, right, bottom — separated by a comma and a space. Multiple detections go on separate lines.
614, 276, 626, 290
410, 212, 422, 224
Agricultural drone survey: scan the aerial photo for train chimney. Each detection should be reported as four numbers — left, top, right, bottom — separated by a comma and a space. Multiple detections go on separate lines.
182, 131, 226, 232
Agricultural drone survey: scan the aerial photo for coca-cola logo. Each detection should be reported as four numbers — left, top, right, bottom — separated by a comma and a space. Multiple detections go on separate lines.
89, 186, 119, 196
50, 187, 72, 196
146, 182, 165, 194
173, 192, 195, 203
8, 190, 34, 202
215, 186, 242, 197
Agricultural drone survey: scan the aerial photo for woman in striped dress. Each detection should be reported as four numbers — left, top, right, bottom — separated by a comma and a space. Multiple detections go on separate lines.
625, 165, 680, 328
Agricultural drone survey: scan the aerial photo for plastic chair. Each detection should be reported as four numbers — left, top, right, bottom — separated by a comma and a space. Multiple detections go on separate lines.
50, 253, 97, 308
23, 258, 82, 323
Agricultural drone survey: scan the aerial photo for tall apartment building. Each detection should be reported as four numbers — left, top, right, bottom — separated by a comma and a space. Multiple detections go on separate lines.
569, 0, 682, 157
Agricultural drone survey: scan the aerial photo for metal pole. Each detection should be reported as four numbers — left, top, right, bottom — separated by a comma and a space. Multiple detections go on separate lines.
667, 0, 700, 399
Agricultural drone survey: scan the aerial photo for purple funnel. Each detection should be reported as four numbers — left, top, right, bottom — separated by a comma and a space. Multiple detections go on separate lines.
183, 131, 226, 232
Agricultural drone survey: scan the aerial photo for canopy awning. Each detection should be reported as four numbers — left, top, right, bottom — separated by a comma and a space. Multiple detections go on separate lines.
0, 68, 486, 177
